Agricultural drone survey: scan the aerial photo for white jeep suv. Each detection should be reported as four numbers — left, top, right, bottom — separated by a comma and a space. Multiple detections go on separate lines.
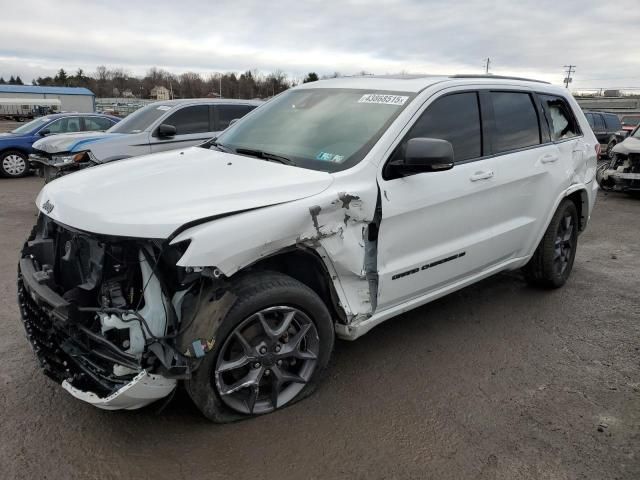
18, 75, 598, 421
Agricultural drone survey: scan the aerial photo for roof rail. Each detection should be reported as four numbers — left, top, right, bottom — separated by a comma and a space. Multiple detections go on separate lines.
449, 74, 550, 84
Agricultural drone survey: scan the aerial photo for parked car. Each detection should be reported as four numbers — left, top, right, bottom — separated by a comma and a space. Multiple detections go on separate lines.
30, 99, 262, 182
597, 124, 640, 194
0, 113, 119, 178
18, 75, 598, 421
583, 110, 625, 158
620, 115, 640, 135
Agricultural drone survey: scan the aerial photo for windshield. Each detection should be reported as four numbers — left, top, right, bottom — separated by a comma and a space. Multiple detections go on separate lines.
214, 88, 415, 172
108, 103, 172, 134
11, 117, 50, 135
622, 116, 640, 127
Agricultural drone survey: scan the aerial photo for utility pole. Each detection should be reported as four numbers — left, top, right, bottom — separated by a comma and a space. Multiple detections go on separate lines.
219, 75, 222, 98
484, 57, 491, 74
563, 65, 575, 88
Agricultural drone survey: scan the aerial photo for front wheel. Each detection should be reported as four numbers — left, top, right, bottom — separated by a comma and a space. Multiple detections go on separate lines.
523, 199, 578, 288
0, 150, 29, 178
186, 271, 334, 422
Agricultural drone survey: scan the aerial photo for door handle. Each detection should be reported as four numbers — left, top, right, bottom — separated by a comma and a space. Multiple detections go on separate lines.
469, 170, 494, 182
540, 153, 559, 164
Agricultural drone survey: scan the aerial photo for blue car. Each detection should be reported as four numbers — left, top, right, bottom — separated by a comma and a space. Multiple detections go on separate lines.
0, 113, 120, 178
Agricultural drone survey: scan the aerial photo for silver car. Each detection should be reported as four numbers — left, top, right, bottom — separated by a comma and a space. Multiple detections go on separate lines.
30, 98, 262, 181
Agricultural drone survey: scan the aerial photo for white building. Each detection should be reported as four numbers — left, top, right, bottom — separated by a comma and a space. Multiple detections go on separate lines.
150, 86, 171, 100
0, 85, 95, 112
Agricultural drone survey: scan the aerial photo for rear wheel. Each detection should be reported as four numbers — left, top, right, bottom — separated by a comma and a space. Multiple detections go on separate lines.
0, 150, 29, 178
523, 199, 578, 288
186, 271, 334, 422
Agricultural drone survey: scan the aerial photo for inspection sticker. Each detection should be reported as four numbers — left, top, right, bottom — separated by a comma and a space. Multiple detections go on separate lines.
358, 94, 409, 105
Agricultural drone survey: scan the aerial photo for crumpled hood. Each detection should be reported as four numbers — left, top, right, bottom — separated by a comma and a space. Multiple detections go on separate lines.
612, 136, 640, 155
32, 131, 123, 154
36, 147, 333, 238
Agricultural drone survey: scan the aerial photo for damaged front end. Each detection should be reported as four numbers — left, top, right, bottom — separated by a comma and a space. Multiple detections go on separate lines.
597, 147, 640, 193
17, 215, 209, 410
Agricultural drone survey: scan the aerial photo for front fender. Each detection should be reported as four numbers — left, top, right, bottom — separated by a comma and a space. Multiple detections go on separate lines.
171, 179, 379, 320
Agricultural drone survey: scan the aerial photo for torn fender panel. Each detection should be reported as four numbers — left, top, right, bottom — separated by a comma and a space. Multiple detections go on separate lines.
171, 177, 379, 321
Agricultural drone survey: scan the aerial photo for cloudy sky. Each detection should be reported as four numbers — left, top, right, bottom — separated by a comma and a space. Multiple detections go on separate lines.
1, 0, 639, 90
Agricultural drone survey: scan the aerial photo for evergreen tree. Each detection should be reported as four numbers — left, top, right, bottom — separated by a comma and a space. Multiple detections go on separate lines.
15, 75, 23, 85
0, 77, 5, 84
8, 75, 16, 84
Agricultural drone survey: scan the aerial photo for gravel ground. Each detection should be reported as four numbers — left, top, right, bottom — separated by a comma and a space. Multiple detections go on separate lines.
0, 121, 24, 133
0, 176, 638, 480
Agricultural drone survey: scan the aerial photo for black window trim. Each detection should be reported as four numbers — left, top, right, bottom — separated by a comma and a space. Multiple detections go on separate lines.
382, 88, 585, 178
537, 93, 583, 145
153, 104, 211, 137
382, 90, 486, 176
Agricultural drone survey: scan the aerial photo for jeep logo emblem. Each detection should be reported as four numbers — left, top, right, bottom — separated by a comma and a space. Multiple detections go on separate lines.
42, 200, 54, 214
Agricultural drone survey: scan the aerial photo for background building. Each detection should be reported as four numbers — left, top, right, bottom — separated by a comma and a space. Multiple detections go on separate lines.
0, 85, 95, 112
149, 86, 171, 100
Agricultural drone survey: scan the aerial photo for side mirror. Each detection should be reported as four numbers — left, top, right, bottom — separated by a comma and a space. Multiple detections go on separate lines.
157, 124, 177, 138
39, 129, 50, 136
387, 138, 454, 177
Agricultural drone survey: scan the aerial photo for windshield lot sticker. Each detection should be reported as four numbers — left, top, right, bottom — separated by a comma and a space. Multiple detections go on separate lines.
316, 152, 345, 162
358, 94, 409, 106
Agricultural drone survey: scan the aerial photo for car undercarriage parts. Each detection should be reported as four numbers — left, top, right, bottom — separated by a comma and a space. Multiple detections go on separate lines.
597, 153, 640, 192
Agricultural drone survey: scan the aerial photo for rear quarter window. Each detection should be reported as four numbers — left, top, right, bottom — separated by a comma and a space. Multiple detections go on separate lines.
540, 95, 581, 141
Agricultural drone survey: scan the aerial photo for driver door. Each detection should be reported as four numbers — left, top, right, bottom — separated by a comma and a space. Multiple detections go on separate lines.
375, 91, 508, 310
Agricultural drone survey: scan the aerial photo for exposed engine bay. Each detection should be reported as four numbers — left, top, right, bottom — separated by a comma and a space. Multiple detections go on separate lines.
17, 215, 222, 409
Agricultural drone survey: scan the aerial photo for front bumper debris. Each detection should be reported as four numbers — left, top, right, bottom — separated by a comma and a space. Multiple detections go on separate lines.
62, 370, 176, 410
17, 215, 189, 410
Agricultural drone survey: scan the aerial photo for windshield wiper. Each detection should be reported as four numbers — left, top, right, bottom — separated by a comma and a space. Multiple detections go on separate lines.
201, 139, 232, 153
235, 148, 296, 166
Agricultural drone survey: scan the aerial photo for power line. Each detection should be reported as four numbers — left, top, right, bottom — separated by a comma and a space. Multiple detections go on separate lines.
563, 65, 575, 88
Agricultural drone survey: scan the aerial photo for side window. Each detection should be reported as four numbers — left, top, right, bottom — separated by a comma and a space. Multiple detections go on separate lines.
46, 117, 82, 134
540, 95, 580, 141
592, 114, 604, 130
396, 92, 482, 163
585, 113, 594, 128
604, 115, 621, 131
163, 105, 210, 135
215, 105, 253, 130
84, 117, 114, 131
489, 92, 540, 153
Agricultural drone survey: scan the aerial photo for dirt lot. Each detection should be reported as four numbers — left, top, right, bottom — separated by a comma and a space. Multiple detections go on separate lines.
0, 121, 24, 133
0, 176, 638, 480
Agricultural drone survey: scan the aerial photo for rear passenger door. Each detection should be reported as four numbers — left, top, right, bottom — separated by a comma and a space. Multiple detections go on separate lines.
479, 90, 565, 260
149, 105, 216, 153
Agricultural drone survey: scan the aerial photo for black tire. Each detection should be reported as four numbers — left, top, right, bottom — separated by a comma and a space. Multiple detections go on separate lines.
523, 199, 578, 289
185, 270, 334, 422
0, 150, 29, 178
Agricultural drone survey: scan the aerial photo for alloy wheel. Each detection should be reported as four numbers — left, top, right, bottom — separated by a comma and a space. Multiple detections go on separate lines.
2, 154, 27, 176
214, 306, 320, 415
553, 214, 574, 276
